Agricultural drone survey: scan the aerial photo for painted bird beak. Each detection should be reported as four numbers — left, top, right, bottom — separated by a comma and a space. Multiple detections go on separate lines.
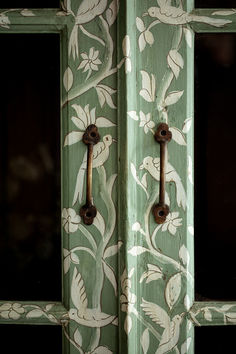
112, 138, 117, 143
142, 12, 148, 17
139, 163, 144, 170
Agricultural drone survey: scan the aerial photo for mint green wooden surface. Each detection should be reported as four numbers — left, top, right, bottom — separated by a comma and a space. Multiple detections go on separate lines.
0, 1, 236, 353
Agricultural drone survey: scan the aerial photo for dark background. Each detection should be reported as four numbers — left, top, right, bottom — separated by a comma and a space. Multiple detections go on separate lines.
196, 0, 236, 7
195, 33, 236, 301
0, 0, 60, 8
0, 34, 61, 301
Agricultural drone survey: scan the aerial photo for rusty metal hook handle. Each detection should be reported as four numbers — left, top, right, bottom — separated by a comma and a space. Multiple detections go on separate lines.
153, 123, 172, 224
80, 124, 100, 225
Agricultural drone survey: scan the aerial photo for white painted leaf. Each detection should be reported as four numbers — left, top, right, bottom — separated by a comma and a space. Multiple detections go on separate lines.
97, 84, 116, 95
183, 27, 192, 48
71, 117, 85, 131
64, 256, 70, 274
93, 210, 105, 236
165, 273, 182, 310
128, 267, 135, 279
122, 35, 131, 57
128, 111, 139, 121
165, 90, 184, 106
184, 295, 191, 311
140, 271, 163, 284
21, 9, 35, 16
204, 309, 212, 322
187, 319, 193, 332
63, 248, 70, 257
26, 309, 44, 318
188, 155, 193, 185
124, 315, 132, 334
139, 70, 155, 102
63, 67, 73, 92
182, 117, 192, 133
169, 127, 186, 146
95, 117, 116, 128
106, 0, 119, 26
128, 246, 148, 256
188, 225, 194, 235
64, 131, 83, 146
139, 33, 146, 52
141, 328, 150, 354
92, 347, 113, 354
96, 85, 117, 109
125, 58, 132, 73
181, 337, 192, 354
167, 49, 184, 79
71, 252, 80, 264
212, 10, 236, 16
74, 328, 82, 347
45, 304, 54, 312
47, 314, 57, 323
104, 241, 123, 259
148, 264, 162, 272
141, 173, 147, 189
179, 244, 190, 266
136, 17, 145, 32
144, 30, 154, 46
103, 261, 117, 296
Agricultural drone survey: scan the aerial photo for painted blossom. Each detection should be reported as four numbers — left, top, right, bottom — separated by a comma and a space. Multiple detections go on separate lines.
161, 212, 182, 235
139, 111, 155, 134
0, 303, 25, 320
78, 47, 102, 80
62, 208, 81, 233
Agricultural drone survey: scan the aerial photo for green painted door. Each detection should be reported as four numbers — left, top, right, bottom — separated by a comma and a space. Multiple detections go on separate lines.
0, 1, 236, 353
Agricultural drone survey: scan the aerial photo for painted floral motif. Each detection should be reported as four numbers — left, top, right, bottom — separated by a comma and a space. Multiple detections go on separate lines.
62, 208, 81, 233
0, 303, 25, 320
158, 211, 182, 235
78, 48, 102, 80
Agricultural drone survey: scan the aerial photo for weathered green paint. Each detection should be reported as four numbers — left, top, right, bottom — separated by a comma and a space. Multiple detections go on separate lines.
0, 2, 236, 353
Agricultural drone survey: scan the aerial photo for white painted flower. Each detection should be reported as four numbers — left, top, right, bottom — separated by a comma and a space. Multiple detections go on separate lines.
0, 303, 25, 320
64, 104, 115, 147
78, 47, 102, 80
161, 212, 182, 235
62, 208, 81, 233
139, 111, 155, 134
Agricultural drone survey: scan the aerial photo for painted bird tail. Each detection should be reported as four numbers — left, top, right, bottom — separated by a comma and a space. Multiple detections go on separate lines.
190, 15, 232, 27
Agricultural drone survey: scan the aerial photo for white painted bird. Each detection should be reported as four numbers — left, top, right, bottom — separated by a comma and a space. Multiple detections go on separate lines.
141, 299, 184, 354
73, 134, 115, 205
69, 0, 108, 59
140, 156, 186, 210
145, 0, 231, 27
69, 267, 117, 327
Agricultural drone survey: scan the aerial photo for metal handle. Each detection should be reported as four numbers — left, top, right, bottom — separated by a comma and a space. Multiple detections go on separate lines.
80, 124, 100, 225
153, 123, 172, 224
